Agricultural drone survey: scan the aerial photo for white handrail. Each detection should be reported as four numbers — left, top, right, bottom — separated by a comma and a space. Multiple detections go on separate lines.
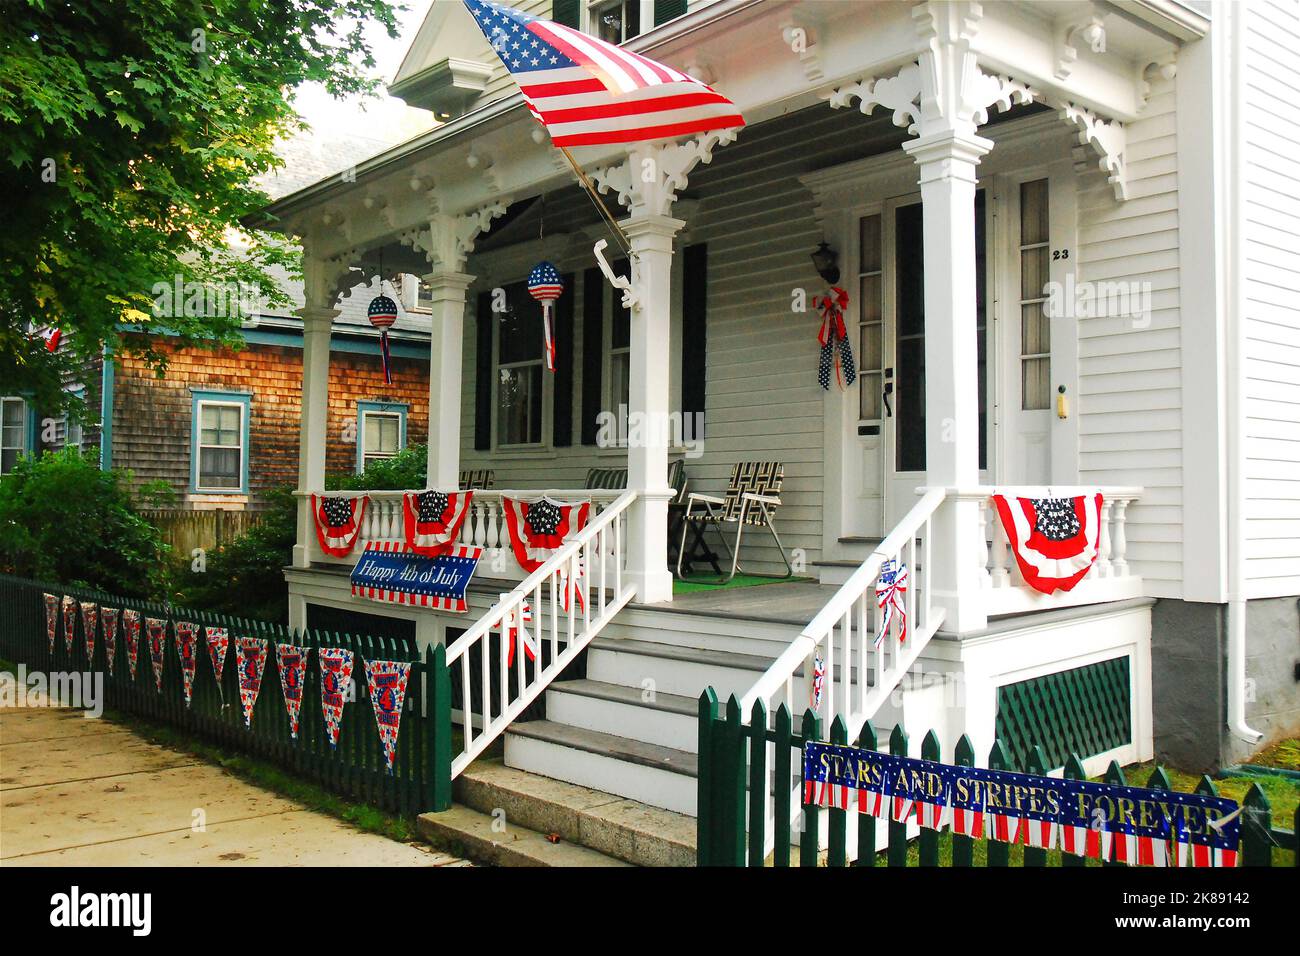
445, 490, 638, 777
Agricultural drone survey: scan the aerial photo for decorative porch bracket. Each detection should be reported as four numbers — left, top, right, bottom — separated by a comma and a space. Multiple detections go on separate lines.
1056, 100, 1128, 202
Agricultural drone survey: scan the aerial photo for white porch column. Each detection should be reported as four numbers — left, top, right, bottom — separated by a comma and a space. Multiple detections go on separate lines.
903, 130, 991, 633
424, 270, 474, 489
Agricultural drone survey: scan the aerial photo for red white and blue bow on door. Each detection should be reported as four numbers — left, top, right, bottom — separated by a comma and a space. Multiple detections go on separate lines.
527, 262, 562, 372
402, 489, 474, 557
80, 602, 98, 663
101, 607, 119, 675
496, 600, 537, 668
43, 593, 58, 653
277, 643, 310, 739
501, 496, 591, 573
367, 291, 398, 385
874, 559, 908, 648
146, 618, 168, 692
122, 609, 141, 680
206, 626, 229, 705
311, 494, 369, 557
235, 637, 269, 729
365, 659, 412, 774
174, 621, 200, 707
991, 492, 1103, 594
813, 286, 856, 391
319, 647, 356, 749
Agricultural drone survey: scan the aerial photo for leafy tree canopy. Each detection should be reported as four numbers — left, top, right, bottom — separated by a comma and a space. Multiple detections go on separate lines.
0, 0, 400, 417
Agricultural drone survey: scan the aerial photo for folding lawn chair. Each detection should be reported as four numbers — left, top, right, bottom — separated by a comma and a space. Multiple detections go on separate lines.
675, 461, 792, 583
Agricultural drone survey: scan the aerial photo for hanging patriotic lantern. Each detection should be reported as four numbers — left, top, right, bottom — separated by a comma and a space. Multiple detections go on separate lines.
501, 496, 591, 573
319, 647, 356, 749
174, 621, 200, 708
813, 286, 856, 391
276, 643, 310, 739
874, 559, 908, 648
122, 609, 142, 680
367, 291, 398, 385
992, 492, 1104, 594
365, 659, 412, 773
235, 637, 269, 729
43, 593, 58, 654
101, 607, 119, 675
527, 261, 562, 372
310, 493, 369, 557
401, 489, 475, 557
145, 618, 168, 693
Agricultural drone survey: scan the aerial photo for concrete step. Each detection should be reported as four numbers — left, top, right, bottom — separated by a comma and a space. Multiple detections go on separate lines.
546, 678, 700, 752
601, 606, 801, 658
455, 757, 696, 866
416, 805, 631, 867
505, 719, 698, 816
586, 636, 774, 700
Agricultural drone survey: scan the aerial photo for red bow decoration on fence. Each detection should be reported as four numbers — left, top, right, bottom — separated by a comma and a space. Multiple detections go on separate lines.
813, 286, 856, 391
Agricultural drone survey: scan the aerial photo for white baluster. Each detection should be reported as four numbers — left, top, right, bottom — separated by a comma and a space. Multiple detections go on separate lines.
1111, 498, 1130, 578
975, 497, 991, 589
990, 510, 1010, 589
1095, 498, 1113, 579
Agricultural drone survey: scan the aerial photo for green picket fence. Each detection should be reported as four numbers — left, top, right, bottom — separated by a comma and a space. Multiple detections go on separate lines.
696, 688, 1299, 868
0, 574, 453, 816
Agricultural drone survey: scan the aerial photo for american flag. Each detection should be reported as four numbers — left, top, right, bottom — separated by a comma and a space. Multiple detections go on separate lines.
462, 0, 744, 148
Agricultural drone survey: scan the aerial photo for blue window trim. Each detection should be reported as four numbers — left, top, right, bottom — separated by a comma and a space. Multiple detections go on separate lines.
356, 400, 408, 474
190, 389, 252, 495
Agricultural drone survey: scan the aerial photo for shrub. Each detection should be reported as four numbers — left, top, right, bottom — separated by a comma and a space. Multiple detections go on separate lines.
328, 442, 428, 492
0, 448, 169, 597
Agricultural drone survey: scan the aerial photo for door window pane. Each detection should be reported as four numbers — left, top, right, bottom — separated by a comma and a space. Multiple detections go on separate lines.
857, 215, 885, 422
1019, 178, 1051, 410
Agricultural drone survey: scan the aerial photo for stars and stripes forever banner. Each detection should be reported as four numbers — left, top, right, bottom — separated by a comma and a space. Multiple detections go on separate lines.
803, 742, 1241, 867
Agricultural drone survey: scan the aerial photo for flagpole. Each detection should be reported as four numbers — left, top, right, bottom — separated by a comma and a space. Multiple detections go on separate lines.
559, 145, 632, 258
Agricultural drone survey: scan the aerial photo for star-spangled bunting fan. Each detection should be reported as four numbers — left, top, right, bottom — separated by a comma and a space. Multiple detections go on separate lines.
319, 647, 356, 748
80, 601, 98, 664
402, 489, 474, 557
813, 286, 856, 391
122, 609, 141, 679
463, 0, 744, 149
501, 496, 591, 573
874, 559, 908, 648
235, 637, 269, 729
365, 659, 412, 774
43, 593, 58, 653
992, 492, 1103, 594
277, 643, 310, 739
527, 262, 562, 371
367, 292, 398, 384
101, 607, 119, 675
145, 618, 168, 692
311, 494, 369, 557
174, 621, 199, 708
206, 626, 230, 705
61, 595, 76, 653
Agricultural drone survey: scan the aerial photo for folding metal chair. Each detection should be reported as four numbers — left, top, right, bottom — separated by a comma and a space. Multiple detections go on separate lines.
676, 461, 792, 583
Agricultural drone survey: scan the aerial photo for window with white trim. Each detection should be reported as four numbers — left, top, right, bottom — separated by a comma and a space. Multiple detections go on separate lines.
1019, 178, 1051, 411
195, 400, 245, 491
495, 282, 545, 447
360, 408, 404, 470
584, 0, 641, 44
1, 397, 27, 474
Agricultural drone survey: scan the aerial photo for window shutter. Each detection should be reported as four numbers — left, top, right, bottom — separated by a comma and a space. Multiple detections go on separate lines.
552, 273, 575, 447
654, 0, 687, 27
474, 290, 493, 451
681, 243, 707, 436
552, 0, 580, 28
580, 268, 604, 445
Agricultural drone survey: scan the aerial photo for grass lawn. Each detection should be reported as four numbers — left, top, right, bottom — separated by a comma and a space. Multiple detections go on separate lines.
674, 574, 815, 594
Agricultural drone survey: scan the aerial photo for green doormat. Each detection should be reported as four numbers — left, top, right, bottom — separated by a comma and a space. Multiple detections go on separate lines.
673, 574, 814, 595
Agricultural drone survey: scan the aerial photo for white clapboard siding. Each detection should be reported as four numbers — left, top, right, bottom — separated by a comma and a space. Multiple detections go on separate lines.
1076, 77, 1185, 598
1242, 0, 1300, 597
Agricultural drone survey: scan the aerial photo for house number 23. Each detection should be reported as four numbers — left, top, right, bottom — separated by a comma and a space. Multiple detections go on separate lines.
1052, 249, 1070, 260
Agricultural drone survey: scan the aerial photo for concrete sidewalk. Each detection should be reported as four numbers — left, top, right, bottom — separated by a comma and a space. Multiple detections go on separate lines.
0, 706, 469, 867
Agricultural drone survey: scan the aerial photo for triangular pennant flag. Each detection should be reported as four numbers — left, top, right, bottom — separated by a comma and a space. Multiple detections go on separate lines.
205, 626, 230, 704
234, 637, 269, 729
100, 607, 119, 675
122, 609, 141, 680
61, 596, 76, 653
80, 602, 98, 664
43, 593, 58, 653
145, 618, 168, 692
174, 621, 200, 708
276, 643, 310, 739
318, 648, 355, 749
364, 659, 412, 774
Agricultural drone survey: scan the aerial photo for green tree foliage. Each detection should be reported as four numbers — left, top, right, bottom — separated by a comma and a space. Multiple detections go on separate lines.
0, 448, 169, 596
328, 442, 428, 492
0, 0, 399, 416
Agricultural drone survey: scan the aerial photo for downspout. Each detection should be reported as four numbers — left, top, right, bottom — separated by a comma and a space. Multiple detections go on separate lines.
1224, 0, 1262, 745
99, 343, 115, 471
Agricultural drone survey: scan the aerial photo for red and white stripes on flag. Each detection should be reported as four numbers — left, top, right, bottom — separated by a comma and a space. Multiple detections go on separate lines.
463, 0, 744, 148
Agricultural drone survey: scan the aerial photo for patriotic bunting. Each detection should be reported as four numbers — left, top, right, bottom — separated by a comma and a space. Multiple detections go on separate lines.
174, 621, 200, 708
494, 600, 537, 667
145, 618, 168, 692
364, 659, 412, 774
874, 559, 908, 648
501, 496, 591, 574
276, 643, 310, 739
61, 595, 76, 653
205, 626, 230, 704
310, 494, 369, 557
813, 286, 856, 391
318, 648, 356, 748
401, 489, 474, 557
101, 607, 119, 675
804, 741, 1242, 867
43, 593, 58, 653
122, 609, 142, 679
992, 492, 1104, 594
80, 602, 98, 664
235, 637, 269, 729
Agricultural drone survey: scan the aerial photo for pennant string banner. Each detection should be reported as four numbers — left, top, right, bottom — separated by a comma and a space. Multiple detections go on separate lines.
276, 643, 310, 739
319, 648, 355, 749
174, 621, 200, 708
122, 609, 141, 680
